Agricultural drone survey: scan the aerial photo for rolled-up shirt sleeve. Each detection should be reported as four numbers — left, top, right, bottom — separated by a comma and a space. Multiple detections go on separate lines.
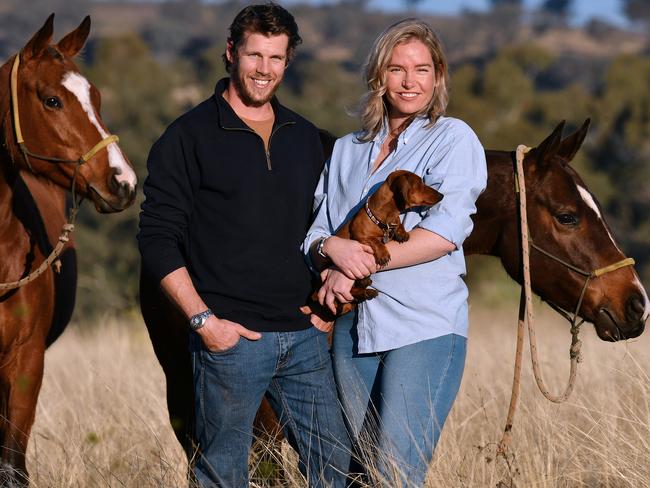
302, 160, 333, 271
416, 127, 487, 250
138, 122, 199, 282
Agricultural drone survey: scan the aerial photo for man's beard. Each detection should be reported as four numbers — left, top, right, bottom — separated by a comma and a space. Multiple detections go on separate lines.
231, 59, 281, 108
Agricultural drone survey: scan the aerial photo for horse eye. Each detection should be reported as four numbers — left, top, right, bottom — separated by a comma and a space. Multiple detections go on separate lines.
556, 213, 578, 226
44, 96, 63, 109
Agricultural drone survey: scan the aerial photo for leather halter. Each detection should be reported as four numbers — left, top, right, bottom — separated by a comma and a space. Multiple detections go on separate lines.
364, 199, 398, 244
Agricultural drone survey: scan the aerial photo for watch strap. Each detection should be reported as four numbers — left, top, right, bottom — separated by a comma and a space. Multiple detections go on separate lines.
316, 236, 331, 259
189, 309, 213, 331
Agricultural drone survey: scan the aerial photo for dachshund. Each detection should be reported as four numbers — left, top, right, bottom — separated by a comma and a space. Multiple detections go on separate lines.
309, 169, 443, 319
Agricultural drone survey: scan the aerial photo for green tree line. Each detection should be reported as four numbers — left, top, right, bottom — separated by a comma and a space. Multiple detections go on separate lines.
0, 1, 647, 317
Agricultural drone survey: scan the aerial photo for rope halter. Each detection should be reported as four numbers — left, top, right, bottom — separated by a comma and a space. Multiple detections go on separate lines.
0, 51, 120, 291
10, 52, 119, 173
513, 144, 635, 331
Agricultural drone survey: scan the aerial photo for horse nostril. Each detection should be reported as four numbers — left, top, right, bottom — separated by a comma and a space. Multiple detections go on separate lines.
627, 293, 645, 321
108, 175, 133, 199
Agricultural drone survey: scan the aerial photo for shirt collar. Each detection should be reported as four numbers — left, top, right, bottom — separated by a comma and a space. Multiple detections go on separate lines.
372, 115, 430, 145
212, 77, 296, 130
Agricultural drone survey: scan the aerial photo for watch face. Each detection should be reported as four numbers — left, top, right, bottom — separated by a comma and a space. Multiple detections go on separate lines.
190, 310, 211, 330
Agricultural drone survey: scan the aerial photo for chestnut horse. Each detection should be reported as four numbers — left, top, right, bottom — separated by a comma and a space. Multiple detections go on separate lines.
140, 120, 648, 469
0, 15, 137, 485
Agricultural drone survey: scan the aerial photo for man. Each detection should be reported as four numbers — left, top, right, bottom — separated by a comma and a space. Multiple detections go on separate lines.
138, 3, 349, 486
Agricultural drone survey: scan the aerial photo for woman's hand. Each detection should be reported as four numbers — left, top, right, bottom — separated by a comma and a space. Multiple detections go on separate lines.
318, 267, 356, 314
322, 236, 377, 279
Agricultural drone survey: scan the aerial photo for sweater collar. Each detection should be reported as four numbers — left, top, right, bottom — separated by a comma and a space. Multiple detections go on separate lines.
212, 77, 296, 130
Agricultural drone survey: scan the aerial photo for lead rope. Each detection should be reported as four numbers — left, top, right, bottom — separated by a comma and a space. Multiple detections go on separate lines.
0, 163, 81, 291
497, 144, 580, 456
496, 145, 636, 457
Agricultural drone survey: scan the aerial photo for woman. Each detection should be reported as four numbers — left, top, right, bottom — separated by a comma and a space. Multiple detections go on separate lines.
303, 19, 487, 487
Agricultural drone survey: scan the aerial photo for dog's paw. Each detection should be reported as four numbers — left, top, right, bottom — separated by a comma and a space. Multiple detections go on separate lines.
357, 277, 372, 287
375, 254, 391, 267
364, 288, 379, 300
394, 231, 410, 243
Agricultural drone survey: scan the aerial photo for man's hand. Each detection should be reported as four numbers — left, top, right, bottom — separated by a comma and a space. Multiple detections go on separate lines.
318, 267, 356, 314
197, 316, 262, 352
322, 236, 376, 279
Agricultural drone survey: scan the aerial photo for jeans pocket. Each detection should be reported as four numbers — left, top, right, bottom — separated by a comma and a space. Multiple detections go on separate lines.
312, 324, 331, 335
203, 337, 242, 357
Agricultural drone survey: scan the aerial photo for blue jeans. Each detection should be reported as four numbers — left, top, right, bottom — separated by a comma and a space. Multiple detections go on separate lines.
190, 325, 350, 487
332, 313, 466, 487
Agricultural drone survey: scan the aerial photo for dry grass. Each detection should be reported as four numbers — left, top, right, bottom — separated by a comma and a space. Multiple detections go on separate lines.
27, 303, 650, 487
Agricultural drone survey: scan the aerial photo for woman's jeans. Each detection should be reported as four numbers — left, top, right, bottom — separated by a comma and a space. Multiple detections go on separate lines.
190, 325, 350, 488
332, 312, 466, 487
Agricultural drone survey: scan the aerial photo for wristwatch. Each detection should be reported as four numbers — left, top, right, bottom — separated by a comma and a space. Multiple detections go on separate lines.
316, 236, 331, 259
189, 309, 213, 331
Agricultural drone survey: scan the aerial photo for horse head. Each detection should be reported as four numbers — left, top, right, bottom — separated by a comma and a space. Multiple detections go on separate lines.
1, 14, 137, 213
499, 121, 648, 341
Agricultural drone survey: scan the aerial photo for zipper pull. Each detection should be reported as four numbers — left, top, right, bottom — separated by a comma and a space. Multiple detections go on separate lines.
266, 150, 272, 171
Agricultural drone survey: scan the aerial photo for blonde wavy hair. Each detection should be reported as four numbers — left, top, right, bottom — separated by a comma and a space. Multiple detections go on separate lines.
358, 19, 449, 142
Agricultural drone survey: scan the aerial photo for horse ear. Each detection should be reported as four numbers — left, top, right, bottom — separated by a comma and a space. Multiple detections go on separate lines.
22, 13, 55, 60
530, 120, 565, 166
57, 16, 91, 58
556, 118, 590, 164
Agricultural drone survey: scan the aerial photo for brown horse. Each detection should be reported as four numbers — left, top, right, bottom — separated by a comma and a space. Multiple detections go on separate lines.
140, 120, 648, 470
0, 15, 137, 486
465, 119, 647, 341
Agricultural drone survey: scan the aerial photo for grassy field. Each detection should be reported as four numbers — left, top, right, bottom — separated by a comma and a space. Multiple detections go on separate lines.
27, 302, 650, 487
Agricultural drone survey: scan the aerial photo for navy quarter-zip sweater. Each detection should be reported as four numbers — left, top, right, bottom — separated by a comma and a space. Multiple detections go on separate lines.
138, 78, 324, 332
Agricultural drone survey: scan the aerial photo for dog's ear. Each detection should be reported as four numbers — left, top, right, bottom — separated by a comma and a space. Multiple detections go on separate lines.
388, 172, 412, 212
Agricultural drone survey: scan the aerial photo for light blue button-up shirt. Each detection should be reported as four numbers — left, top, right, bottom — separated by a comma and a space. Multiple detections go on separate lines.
303, 116, 487, 353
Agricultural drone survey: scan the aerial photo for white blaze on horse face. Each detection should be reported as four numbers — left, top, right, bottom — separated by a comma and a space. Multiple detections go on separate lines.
61, 72, 137, 188
577, 185, 622, 254
578, 185, 649, 320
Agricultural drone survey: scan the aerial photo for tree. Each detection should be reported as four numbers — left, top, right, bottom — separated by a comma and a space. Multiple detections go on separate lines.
622, 0, 650, 26
532, 0, 573, 32
489, 0, 523, 6
542, 0, 572, 16
0, 0, 91, 59
403, 0, 425, 10
590, 54, 650, 282
74, 34, 190, 317
487, 0, 524, 33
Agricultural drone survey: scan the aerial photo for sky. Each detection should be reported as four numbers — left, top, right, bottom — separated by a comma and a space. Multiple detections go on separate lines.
285, 0, 629, 26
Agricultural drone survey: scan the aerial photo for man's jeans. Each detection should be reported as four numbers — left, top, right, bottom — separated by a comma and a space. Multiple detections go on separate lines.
332, 313, 467, 487
190, 325, 349, 487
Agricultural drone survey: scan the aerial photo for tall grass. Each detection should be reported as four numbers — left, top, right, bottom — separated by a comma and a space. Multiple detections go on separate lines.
28, 303, 650, 487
